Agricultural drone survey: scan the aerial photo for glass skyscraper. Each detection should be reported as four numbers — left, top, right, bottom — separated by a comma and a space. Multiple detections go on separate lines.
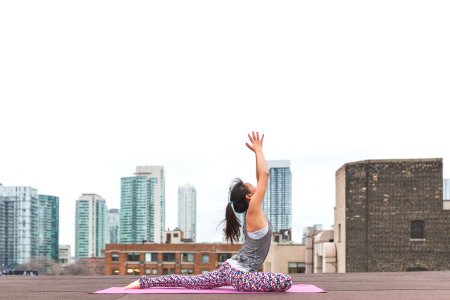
120, 166, 165, 243
178, 183, 196, 241
263, 160, 292, 232
75, 194, 107, 259
37, 195, 59, 261
107, 208, 120, 244
0, 184, 38, 265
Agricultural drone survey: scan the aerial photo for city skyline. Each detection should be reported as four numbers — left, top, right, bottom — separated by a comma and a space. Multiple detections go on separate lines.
2, 165, 450, 261
0, 185, 59, 265
1, 1, 450, 257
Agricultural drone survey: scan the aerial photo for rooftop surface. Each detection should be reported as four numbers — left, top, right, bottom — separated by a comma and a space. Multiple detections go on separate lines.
1, 271, 450, 300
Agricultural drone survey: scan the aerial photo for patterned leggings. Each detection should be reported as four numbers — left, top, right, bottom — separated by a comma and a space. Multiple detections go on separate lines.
139, 262, 292, 292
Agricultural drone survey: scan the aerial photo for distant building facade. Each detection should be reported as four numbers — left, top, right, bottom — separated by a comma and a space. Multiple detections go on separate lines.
264, 243, 306, 274
178, 183, 196, 241
304, 227, 336, 273
37, 195, 59, 261
107, 208, 120, 244
163, 228, 184, 244
0, 185, 39, 265
0, 184, 60, 265
75, 194, 107, 259
104, 243, 242, 276
59, 244, 71, 266
263, 160, 292, 232
335, 158, 450, 272
120, 166, 165, 244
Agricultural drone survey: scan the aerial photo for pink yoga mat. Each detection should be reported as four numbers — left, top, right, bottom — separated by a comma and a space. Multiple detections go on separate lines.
93, 284, 325, 294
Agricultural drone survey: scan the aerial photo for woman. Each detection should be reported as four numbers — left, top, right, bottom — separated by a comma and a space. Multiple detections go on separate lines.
125, 131, 292, 292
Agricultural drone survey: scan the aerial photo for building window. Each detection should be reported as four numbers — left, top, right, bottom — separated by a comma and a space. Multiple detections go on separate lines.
127, 252, 140, 262
162, 268, 175, 275
145, 268, 157, 275
145, 253, 158, 262
338, 224, 341, 243
111, 253, 119, 262
218, 253, 232, 263
112, 269, 119, 275
201, 254, 209, 263
411, 220, 425, 239
163, 253, 176, 262
127, 268, 140, 275
181, 253, 194, 262
407, 267, 428, 272
288, 262, 305, 273
181, 268, 194, 274
201, 269, 209, 274
174, 233, 179, 238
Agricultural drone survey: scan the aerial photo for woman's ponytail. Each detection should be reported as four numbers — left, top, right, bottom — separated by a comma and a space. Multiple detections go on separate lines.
223, 178, 250, 243
224, 202, 241, 243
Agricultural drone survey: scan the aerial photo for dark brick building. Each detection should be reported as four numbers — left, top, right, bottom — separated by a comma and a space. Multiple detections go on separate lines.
104, 243, 242, 276
335, 158, 450, 272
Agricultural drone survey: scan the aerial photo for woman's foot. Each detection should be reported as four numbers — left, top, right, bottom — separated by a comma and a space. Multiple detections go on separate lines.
124, 279, 141, 289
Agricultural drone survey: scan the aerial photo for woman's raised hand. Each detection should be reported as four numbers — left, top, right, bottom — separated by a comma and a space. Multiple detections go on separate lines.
246, 131, 264, 153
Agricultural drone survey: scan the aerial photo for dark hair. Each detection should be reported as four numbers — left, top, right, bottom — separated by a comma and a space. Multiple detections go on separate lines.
223, 178, 250, 243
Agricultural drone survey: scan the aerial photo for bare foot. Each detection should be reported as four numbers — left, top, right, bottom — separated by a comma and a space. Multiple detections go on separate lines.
124, 280, 140, 289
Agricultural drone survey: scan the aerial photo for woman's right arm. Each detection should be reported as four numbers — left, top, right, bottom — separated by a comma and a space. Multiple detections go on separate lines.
246, 132, 269, 230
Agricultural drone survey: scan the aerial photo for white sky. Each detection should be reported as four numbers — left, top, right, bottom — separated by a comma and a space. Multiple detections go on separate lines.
1, 1, 449, 256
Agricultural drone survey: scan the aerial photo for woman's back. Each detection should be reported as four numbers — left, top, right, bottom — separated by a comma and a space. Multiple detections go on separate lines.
228, 217, 273, 272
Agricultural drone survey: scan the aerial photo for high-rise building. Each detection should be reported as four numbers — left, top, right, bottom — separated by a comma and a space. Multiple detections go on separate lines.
178, 183, 196, 241
58, 244, 71, 266
120, 166, 165, 243
37, 195, 59, 261
263, 160, 292, 232
75, 194, 107, 259
0, 184, 38, 265
335, 158, 450, 272
107, 208, 120, 244
444, 179, 450, 200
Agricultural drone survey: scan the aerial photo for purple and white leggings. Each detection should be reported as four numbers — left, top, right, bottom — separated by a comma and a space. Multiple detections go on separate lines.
139, 261, 292, 292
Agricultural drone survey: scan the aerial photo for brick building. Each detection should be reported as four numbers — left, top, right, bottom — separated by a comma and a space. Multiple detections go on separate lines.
335, 158, 450, 272
104, 243, 242, 275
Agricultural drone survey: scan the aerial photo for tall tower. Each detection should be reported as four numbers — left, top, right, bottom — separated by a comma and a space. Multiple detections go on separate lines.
75, 194, 107, 259
107, 208, 120, 244
0, 185, 38, 265
263, 160, 292, 232
120, 166, 165, 243
178, 183, 196, 241
37, 195, 59, 261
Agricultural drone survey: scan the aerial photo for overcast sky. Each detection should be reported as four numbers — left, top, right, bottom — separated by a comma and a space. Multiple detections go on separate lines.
1, 1, 449, 255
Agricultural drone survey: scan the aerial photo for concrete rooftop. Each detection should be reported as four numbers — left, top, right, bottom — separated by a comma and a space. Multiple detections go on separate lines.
1, 271, 450, 300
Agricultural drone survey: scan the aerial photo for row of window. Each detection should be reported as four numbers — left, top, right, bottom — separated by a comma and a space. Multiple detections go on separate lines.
111, 252, 233, 263
112, 262, 305, 276
112, 268, 205, 276
337, 220, 426, 242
